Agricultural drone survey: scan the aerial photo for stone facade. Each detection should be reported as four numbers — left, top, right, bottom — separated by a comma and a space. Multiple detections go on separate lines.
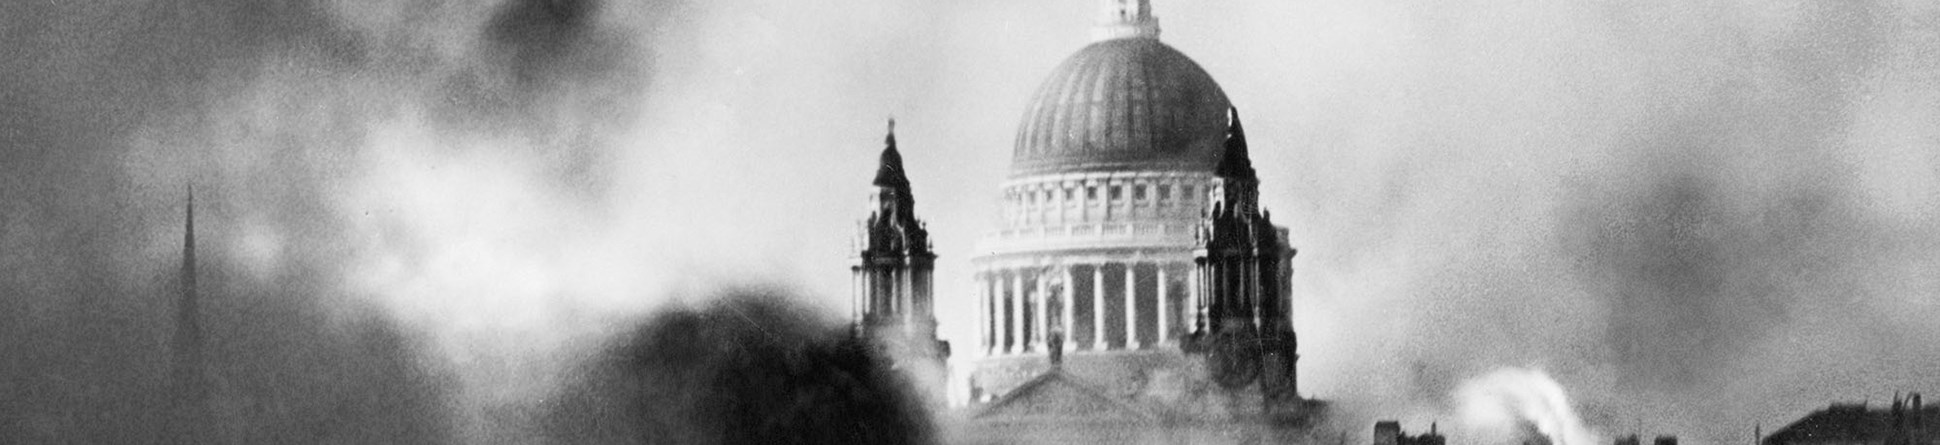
943, 0, 1327, 442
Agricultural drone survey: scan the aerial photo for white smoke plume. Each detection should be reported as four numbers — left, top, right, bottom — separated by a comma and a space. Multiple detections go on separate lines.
1458, 367, 1603, 445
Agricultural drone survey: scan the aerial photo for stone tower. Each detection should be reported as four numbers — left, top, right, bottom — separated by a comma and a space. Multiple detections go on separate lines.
851, 120, 950, 402
1186, 108, 1300, 399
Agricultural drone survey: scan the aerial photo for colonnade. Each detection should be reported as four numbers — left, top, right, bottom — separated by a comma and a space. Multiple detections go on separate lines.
1001, 172, 1212, 227
976, 259, 1198, 355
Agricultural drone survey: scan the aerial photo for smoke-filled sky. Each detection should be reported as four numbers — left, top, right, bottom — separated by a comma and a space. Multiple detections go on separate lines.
3, 0, 1937, 443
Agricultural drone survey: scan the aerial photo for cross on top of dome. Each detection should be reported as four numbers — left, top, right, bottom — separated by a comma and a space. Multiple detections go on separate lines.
1093, 0, 1160, 41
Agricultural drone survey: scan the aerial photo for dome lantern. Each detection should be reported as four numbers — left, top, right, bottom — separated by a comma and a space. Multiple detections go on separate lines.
1092, 0, 1160, 41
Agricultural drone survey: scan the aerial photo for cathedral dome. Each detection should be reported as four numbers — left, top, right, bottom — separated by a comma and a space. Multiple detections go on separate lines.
1009, 37, 1231, 176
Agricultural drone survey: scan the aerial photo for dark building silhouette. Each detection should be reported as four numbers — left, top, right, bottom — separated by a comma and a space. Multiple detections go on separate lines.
1764, 394, 1936, 445
852, 119, 951, 406
1183, 108, 1301, 402
165, 187, 215, 444
1610, 432, 1679, 445
1374, 421, 1446, 445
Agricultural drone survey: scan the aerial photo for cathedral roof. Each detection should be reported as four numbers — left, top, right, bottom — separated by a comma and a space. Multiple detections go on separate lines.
1009, 36, 1231, 177
971, 369, 1157, 422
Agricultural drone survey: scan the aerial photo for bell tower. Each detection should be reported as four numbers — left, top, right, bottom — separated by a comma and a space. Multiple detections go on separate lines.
1187, 108, 1301, 400
851, 119, 950, 402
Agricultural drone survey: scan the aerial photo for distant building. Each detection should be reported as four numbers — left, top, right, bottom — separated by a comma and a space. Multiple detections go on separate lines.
1375, 421, 1446, 445
1764, 393, 1935, 445
1612, 433, 1680, 445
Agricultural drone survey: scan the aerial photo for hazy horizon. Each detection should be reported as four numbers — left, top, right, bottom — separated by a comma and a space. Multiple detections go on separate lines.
4, 0, 1937, 443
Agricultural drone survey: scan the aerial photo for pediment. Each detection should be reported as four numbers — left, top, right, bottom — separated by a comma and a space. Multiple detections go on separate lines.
971, 370, 1153, 422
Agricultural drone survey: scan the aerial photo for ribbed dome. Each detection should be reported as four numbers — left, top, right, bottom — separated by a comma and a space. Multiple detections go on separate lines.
1010, 38, 1231, 176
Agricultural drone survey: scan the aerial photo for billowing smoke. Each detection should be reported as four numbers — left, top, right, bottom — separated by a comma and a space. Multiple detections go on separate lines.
2, 0, 671, 441
5, 0, 1939, 444
1457, 368, 1601, 445
1216, 2, 1940, 442
544, 290, 936, 445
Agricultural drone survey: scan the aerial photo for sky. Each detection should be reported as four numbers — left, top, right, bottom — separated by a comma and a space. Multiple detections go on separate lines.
2, 0, 1938, 443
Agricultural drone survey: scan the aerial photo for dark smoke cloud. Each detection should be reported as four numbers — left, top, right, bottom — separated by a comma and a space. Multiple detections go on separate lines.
1, 0, 661, 442
545, 290, 935, 445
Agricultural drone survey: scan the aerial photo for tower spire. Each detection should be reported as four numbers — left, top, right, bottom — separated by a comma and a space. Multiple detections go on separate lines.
850, 120, 947, 406
184, 185, 195, 278
873, 118, 909, 188
168, 184, 214, 443
1092, 0, 1160, 41
1189, 108, 1298, 399
1216, 107, 1255, 179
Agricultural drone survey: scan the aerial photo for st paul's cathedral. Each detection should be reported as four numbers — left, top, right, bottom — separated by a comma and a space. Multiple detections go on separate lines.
849, 1, 1332, 443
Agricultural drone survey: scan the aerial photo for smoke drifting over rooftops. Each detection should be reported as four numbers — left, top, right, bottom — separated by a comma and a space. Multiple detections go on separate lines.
545, 291, 935, 445
1, 0, 1937, 443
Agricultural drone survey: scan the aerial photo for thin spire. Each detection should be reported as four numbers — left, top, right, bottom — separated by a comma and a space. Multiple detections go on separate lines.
168, 184, 213, 443
185, 185, 194, 270
873, 118, 909, 188
1092, 0, 1160, 41
177, 184, 197, 356
1215, 107, 1256, 179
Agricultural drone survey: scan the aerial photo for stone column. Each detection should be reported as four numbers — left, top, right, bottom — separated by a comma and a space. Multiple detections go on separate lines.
888, 269, 899, 314
1125, 262, 1140, 350
899, 269, 912, 325
989, 274, 1002, 353
1156, 264, 1169, 344
1092, 264, 1106, 350
1034, 270, 1049, 351
1062, 265, 1076, 352
1189, 262, 1204, 333
1016, 272, 1032, 353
